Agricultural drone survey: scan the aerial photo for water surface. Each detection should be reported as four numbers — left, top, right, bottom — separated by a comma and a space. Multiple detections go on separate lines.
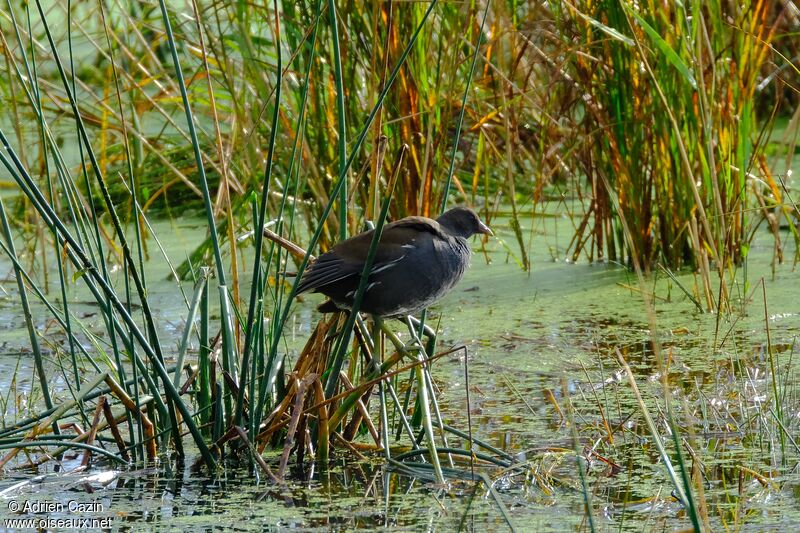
1, 211, 799, 531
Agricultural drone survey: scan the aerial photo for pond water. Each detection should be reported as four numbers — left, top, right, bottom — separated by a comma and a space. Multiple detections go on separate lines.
0, 209, 799, 531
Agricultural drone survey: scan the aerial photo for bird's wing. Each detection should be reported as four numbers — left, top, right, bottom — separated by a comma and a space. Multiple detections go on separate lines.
296, 217, 443, 294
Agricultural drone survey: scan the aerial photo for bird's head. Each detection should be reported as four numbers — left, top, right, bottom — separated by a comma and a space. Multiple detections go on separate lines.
436, 207, 493, 239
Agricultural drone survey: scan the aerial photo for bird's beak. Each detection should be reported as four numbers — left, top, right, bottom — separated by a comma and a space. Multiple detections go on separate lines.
478, 221, 493, 236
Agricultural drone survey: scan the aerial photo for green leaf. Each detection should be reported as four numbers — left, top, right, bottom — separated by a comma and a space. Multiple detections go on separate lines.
574, 10, 635, 46
72, 268, 90, 283
627, 8, 698, 90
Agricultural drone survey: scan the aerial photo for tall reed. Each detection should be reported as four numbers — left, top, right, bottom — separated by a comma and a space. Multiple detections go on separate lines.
0, 0, 507, 479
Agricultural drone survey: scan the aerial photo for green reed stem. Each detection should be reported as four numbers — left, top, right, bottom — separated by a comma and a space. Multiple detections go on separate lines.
324, 148, 402, 400
327, 0, 348, 239
440, 0, 489, 214
235, 0, 283, 427
263, 0, 439, 422
0, 135, 212, 468
0, 197, 57, 435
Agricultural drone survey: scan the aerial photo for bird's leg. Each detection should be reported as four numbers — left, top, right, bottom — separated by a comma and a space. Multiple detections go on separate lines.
368, 314, 382, 369
394, 315, 446, 481
354, 315, 422, 452
404, 315, 453, 467
404, 316, 426, 351
353, 314, 380, 374
405, 315, 437, 355
377, 319, 420, 360
386, 315, 429, 353
405, 315, 436, 340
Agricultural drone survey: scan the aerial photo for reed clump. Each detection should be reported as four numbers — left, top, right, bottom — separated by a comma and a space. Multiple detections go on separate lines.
531, 1, 798, 310
0, 0, 507, 482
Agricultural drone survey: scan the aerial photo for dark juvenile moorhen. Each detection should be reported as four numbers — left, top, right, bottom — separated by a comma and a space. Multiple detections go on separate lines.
297, 207, 492, 317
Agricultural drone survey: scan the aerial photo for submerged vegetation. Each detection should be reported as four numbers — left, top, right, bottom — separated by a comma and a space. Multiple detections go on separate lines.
0, 0, 799, 530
